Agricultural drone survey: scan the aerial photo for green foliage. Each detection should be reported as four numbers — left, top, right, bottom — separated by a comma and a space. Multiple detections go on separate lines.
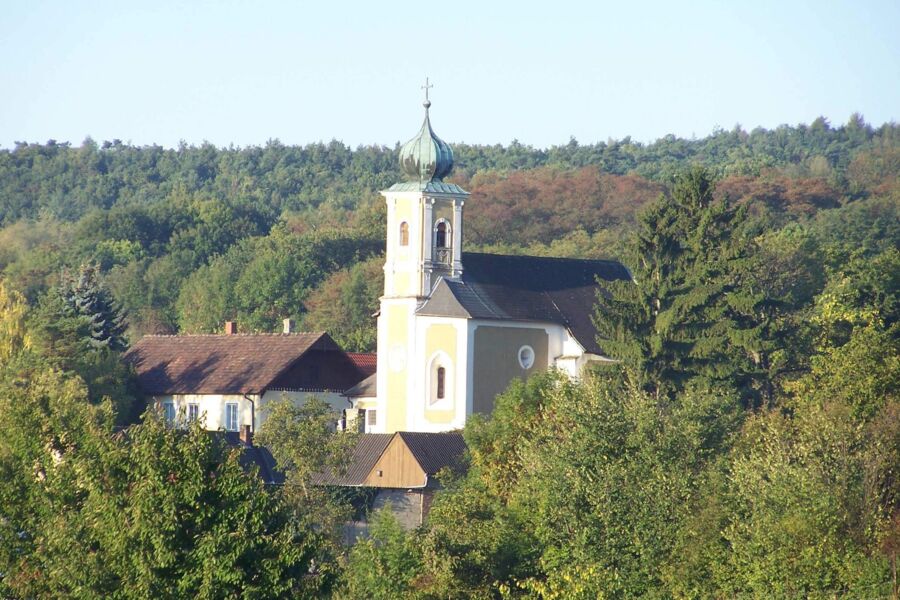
256, 396, 359, 592
713, 402, 891, 598
788, 323, 899, 420
0, 278, 31, 362
594, 167, 761, 399
61, 262, 128, 351
176, 226, 382, 333
0, 366, 312, 598
337, 508, 425, 600
302, 256, 383, 352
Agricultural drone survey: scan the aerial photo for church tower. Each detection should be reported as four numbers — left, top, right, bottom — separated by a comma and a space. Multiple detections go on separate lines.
374, 83, 469, 433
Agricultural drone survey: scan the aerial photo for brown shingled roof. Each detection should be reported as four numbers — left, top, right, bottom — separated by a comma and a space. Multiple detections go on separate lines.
124, 332, 340, 395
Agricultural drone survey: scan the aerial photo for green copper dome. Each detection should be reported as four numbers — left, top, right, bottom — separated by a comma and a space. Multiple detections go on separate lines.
399, 101, 454, 183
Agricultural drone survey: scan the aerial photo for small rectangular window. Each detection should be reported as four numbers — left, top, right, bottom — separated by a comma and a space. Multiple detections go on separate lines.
163, 401, 176, 423
188, 403, 199, 422
225, 403, 239, 432
437, 367, 445, 399
367, 409, 377, 428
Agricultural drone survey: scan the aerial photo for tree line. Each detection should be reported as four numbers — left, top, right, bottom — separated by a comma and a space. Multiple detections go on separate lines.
0, 115, 897, 597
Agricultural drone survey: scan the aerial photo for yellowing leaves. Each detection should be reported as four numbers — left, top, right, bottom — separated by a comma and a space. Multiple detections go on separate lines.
0, 279, 31, 362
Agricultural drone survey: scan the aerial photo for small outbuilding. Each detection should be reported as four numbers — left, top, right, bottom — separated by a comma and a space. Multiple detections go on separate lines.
315, 431, 467, 530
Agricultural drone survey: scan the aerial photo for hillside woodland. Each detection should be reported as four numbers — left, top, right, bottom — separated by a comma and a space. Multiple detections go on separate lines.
0, 114, 897, 598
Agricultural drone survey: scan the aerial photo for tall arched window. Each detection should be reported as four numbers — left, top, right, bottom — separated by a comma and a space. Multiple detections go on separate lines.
399, 221, 409, 246
436, 367, 446, 400
435, 221, 449, 248
428, 353, 452, 407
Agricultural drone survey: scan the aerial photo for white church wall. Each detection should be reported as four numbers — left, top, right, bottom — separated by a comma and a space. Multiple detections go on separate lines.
407, 314, 469, 432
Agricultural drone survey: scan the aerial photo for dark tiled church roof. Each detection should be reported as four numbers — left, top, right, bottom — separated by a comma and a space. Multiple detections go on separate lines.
418, 252, 631, 355
124, 332, 362, 395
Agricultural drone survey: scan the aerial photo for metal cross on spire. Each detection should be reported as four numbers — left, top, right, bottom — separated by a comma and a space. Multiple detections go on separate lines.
422, 77, 433, 109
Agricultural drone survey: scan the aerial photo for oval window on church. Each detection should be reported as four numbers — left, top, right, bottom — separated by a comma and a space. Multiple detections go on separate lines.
518, 345, 535, 370
399, 221, 409, 246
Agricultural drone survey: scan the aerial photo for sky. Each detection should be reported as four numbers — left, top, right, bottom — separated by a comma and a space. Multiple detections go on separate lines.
1, 0, 898, 150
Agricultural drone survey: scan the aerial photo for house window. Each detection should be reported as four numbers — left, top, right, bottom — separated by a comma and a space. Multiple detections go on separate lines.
225, 403, 239, 432
435, 220, 449, 248
367, 409, 377, 429
399, 221, 409, 246
163, 401, 176, 424
437, 367, 446, 399
518, 345, 535, 370
188, 403, 199, 423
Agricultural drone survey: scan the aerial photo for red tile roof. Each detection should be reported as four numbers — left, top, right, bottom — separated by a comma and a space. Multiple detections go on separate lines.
346, 352, 377, 376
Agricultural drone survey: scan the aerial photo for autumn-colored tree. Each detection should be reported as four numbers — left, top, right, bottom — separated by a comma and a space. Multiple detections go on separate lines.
0, 279, 30, 363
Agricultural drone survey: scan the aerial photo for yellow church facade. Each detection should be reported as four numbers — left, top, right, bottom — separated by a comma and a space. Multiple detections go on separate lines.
351, 94, 631, 434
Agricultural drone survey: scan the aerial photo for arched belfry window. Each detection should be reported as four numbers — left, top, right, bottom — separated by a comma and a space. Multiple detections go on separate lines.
435, 220, 450, 249
399, 221, 409, 246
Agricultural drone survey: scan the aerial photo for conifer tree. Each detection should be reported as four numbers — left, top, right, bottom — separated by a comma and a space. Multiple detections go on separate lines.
61, 263, 128, 351
594, 166, 758, 399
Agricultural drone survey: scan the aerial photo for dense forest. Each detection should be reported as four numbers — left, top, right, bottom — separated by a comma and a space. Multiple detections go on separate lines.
0, 113, 898, 598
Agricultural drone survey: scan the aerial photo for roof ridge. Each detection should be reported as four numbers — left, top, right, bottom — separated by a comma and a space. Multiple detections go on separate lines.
463, 251, 623, 266
137, 331, 326, 338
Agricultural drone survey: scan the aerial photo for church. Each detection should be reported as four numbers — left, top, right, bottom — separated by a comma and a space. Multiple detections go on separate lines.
124, 89, 632, 525
126, 90, 631, 441
348, 92, 631, 434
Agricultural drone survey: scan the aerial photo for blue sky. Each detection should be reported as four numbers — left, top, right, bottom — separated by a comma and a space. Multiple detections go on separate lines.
1, 0, 898, 149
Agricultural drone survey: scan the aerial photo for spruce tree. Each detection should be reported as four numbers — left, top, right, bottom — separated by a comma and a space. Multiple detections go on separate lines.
594, 166, 761, 400
61, 263, 128, 352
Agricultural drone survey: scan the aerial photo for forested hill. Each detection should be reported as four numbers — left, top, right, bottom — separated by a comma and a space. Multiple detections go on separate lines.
1, 113, 895, 224
0, 114, 897, 346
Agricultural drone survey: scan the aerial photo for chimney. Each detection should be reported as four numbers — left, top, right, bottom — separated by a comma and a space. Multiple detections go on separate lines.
224, 321, 237, 335
283, 318, 295, 334
240, 424, 253, 446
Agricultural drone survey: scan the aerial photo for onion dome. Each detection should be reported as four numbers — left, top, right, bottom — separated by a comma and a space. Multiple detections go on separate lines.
399, 98, 454, 182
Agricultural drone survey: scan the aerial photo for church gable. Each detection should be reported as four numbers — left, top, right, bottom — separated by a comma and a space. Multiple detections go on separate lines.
416, 278, 472, 318
418, 252, 631, 355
